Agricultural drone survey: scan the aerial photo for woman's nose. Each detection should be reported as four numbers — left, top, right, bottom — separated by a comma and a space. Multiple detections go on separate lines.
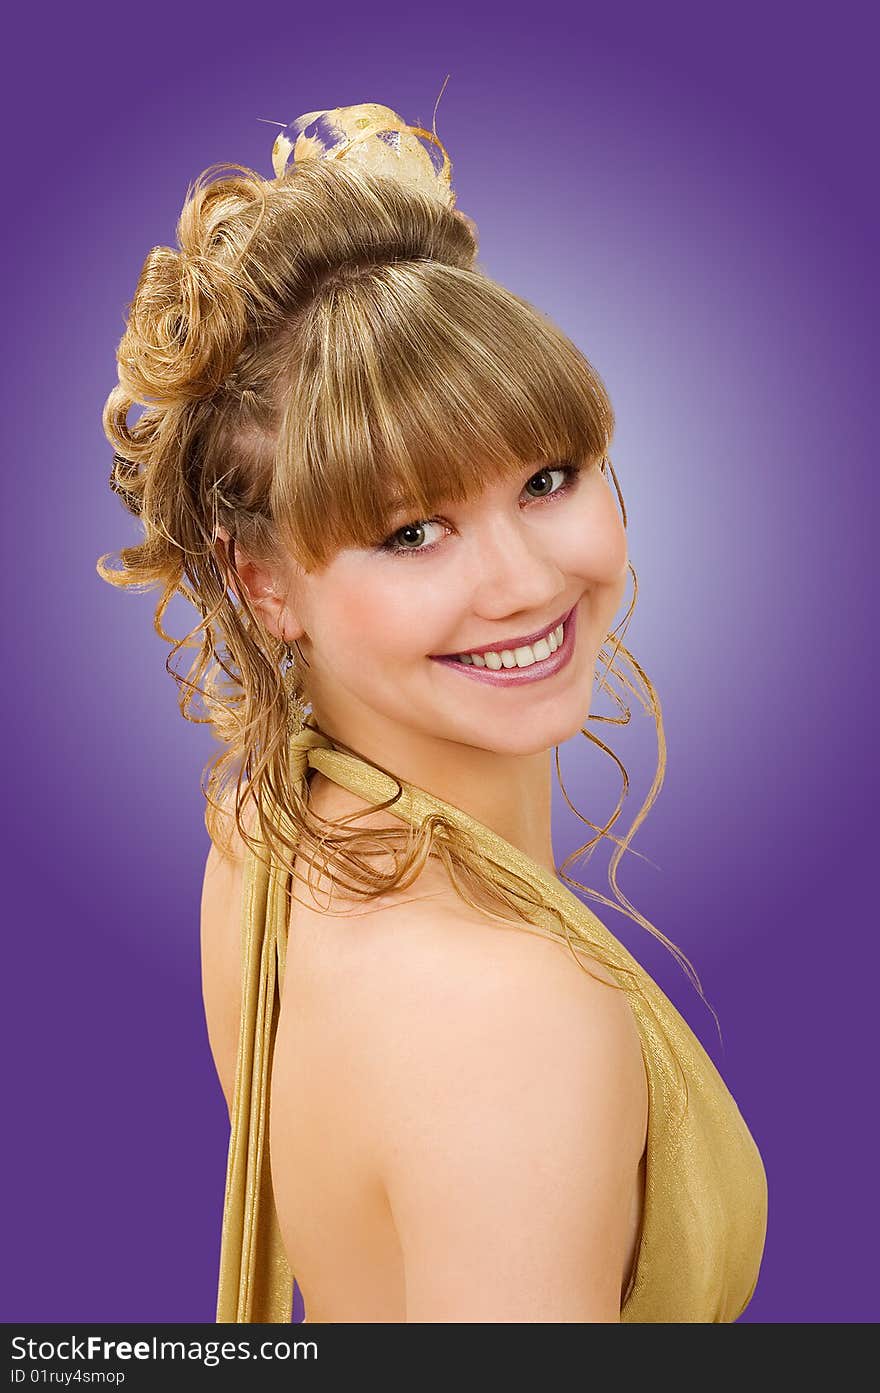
466, 513, 566, 618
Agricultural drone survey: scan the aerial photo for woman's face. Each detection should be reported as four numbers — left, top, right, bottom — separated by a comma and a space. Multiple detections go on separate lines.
283, 457, 629, 759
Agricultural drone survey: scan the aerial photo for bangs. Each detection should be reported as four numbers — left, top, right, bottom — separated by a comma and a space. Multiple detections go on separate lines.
273, 261, 614, 571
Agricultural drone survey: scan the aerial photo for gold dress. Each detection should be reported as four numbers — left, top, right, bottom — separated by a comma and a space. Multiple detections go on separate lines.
216, 725, 768, 1323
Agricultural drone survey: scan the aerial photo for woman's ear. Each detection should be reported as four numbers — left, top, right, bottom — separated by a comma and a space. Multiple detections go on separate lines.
212, 526, 300, 644
213, 525, 233, 577
213, 526, 246, 604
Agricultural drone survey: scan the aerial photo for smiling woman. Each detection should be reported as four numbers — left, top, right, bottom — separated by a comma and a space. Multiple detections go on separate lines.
96, 100, 768, 1324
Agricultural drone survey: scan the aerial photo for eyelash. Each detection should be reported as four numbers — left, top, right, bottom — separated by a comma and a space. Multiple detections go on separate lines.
377, 462, 585, 559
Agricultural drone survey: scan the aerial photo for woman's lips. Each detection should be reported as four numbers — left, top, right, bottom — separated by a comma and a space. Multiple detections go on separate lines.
429, 602, 578, 687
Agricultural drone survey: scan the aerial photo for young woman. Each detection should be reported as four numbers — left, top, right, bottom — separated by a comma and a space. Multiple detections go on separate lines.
98, 102, 768, 1323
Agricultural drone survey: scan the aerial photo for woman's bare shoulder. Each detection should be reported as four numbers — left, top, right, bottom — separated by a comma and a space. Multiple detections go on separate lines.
356, 881, 639, 1031
345, 876, 648, 1321
322, 828, 646, 1120
303, 770, 633, 1006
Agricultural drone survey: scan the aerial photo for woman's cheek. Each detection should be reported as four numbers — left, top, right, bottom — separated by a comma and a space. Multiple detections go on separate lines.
330, 571, 434, 659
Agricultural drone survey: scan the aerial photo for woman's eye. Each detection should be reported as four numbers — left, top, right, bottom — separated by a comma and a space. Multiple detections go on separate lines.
378, 462, 583, 558
380, 518, 446, 555
523, 464, 576, 500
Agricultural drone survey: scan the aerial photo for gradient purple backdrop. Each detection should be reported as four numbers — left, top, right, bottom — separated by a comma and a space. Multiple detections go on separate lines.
3, 0, 875, 1324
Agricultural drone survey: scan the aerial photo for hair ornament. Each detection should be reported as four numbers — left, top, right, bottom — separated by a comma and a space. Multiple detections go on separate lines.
270, 102, 456, 210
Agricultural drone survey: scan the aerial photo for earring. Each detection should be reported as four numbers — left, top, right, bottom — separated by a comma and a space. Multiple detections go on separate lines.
280, 641, 307, 735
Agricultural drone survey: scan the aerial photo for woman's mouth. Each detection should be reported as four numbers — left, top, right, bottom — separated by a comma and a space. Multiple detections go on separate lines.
428, 602, 578, 687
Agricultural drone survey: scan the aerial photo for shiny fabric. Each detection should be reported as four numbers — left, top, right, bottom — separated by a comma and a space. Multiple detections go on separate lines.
216, 724, 768, 1323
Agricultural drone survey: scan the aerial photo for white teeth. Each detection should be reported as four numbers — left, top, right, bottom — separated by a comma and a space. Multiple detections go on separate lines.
455, 621, 564, 669
531, 637, 552, 662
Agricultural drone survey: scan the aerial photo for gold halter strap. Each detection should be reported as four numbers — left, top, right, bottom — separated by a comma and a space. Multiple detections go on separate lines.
287, 720, 335, 786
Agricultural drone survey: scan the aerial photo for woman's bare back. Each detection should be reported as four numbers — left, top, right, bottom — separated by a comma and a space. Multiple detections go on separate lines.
265, 772, 648, 1323
202, 770, 647, 1322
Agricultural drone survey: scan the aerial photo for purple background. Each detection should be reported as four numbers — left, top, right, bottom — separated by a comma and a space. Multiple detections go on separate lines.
3, 0, 876, 1324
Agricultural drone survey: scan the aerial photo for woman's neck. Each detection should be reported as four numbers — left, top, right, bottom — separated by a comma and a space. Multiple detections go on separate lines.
310, 706, 558, 875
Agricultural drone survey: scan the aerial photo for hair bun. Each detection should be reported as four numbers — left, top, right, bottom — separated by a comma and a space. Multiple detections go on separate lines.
271, 102, 455, 210
117, 170, 272, 406
117, 241, 249, 405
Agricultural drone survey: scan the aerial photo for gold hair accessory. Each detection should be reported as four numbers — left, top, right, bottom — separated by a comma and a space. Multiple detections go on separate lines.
270, 102, 456, 210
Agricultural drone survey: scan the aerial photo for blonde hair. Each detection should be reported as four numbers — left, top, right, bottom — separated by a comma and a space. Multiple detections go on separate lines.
96, 106, 721, 1082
